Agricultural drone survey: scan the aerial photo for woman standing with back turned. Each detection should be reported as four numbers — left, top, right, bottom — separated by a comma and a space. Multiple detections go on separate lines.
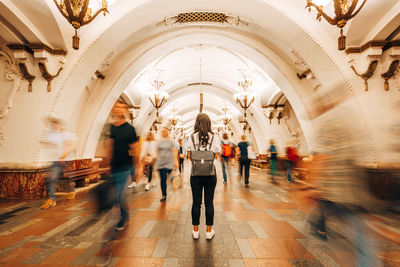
186, 113, 221, 240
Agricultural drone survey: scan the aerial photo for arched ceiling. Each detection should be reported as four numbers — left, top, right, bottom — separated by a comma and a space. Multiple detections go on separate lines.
1, 0, 398, 160
127, 42, 274, 133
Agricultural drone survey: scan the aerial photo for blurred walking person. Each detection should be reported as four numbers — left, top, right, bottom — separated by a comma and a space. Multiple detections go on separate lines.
285, 143, 298, 182
186, 113, 221, 240
221, 132, 233, 184
237, 135, 253, 187
309, 99, 380, 266
139, 132, 156, 191
178, 138, 185, 175
107, 102, 138, 230
268, 139, 278, 183
156, 127, 178, 202
41, 117, 75, 209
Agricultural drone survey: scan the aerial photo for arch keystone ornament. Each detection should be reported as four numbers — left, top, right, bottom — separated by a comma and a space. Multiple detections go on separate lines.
306, 0, 367, 50
351, 60, 378, 91
381, 60, 400, 91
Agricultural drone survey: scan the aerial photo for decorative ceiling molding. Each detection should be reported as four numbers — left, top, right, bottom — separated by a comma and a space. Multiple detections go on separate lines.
345, 40, 400, 54
7, 43, 67, 56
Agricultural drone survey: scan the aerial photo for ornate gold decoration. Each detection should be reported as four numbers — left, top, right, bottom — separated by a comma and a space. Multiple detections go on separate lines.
53, 0, 109, 50
306, 0, 367, 50
351, 60, 378, 91
168, 109, 181, 129
148, 80, 169, 118
219, 107, 232, 128
38, 63, 63, 92
234, 79, 255, 118
18, 63, 35, 92
175, 12, 227, 23
381, 60, 400, 91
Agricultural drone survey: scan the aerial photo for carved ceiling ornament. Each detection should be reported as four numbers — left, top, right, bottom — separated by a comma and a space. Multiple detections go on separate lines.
350, 60, 379, 91
99, 51, 114, 72
394, 62, 400, 92
18, 63, 35, 92
38, 63, 63, 92
0, 48, 22, 148
381, 59, 400, 91
290, 49, 321, 88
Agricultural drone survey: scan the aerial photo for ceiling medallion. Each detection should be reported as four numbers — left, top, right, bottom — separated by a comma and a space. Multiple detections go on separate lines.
53, 0, 109, 50
306, 0, 367, 50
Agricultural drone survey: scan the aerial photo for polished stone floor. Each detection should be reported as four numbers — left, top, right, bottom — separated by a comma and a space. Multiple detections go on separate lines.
0, 162, 399, 266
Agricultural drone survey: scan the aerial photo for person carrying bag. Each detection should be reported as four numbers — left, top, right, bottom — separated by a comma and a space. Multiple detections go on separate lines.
186, 113, 221, 240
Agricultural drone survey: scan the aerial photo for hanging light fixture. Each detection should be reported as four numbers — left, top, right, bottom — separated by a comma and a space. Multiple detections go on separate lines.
234, 79, 255, 118
219, 107, 232, 129
168, 109, 181, 129
53, 0, 111, 50
306, 0, 367, 50
212, 123, 224, 133
148, 79, 169, 118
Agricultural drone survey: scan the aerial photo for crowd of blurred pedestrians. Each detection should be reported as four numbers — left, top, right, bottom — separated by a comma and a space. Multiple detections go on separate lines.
38, 98, 385, 266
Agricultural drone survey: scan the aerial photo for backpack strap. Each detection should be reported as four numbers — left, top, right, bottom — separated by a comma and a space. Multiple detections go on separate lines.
191, 134, 198, 151
208, 135, 214, 151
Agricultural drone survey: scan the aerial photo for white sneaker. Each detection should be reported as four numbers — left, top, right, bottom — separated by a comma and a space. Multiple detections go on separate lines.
192, 230, 199, 239
151, 181, 156, 187
128, 182, 136, 189
206, 229, 215, 240
145, 183, 151, 191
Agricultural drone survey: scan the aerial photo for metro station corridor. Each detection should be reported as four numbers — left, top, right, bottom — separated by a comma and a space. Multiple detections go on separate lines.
1, 0, 400, 266
0, 164, 399, 266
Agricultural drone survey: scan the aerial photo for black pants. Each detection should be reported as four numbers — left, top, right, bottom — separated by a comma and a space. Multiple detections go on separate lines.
179, 158, 184, 173
146, 165, 153, 183
190, 175, 217, 226
239, 158, 251, 184
159, 168, 172, 197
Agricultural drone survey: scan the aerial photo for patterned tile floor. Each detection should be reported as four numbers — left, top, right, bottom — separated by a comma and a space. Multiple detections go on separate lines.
0, 162, 400, 266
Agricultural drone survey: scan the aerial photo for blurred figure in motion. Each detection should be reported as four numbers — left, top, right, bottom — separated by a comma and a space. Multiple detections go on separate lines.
285, 142, 298, 182
41, 117, 75, 209
268, 139, 278, 183
178, 138, 185, 175
220, 132, 233, 184
237, 134, 252, 187
107, 101, 138, 230
156, 127, 178, 202
140, 132, 156, 191
309, 99, 380, 266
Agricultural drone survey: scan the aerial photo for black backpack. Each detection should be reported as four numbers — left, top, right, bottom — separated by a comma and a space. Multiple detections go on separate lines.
190, 134, 215, 177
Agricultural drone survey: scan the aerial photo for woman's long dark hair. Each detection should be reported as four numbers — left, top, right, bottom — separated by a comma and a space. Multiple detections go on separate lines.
194, 113, 213, 146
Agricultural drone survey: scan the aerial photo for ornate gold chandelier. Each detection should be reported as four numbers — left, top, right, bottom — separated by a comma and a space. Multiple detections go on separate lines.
53, 0, 110, 50
148, 80, 169, 118
219, 107, 232, 129
306, 0, 367, 50
168, 109, 181, 129
234, 79, 255, 118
